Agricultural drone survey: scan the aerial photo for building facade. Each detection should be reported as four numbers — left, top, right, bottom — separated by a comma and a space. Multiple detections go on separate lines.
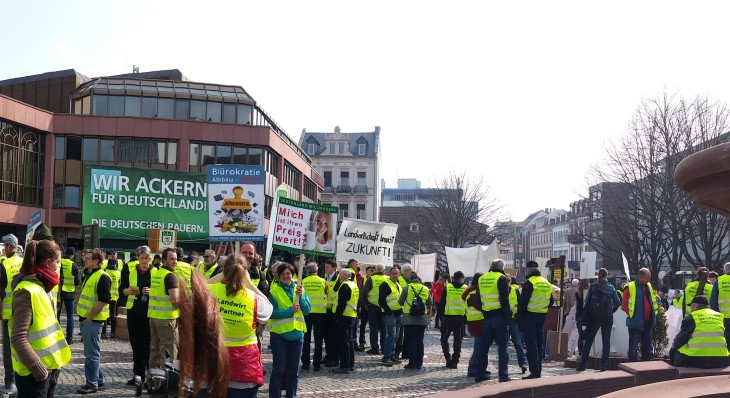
298, 126, 381, 227
0, 69, 322, 251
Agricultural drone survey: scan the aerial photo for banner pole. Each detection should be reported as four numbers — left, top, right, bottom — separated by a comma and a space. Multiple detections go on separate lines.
298, 253, 305, 288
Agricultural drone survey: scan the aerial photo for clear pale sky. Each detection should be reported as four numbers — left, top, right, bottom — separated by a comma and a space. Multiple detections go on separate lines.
4, 1, 730, 222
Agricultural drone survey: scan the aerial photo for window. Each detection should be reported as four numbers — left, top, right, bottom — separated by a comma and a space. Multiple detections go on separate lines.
216, 145, 231, 164
189, 143, 200, 166
222, 104, 236, 124
357, 204, 366, 219
304, 178, 317, 202
53, 184, 63, 208
410, 223, 419, 233
82, 138, 98, 161
233, 146, 247, 164
249, 147, 263, 165
201, 144, 215, 165
141, 97, 157, 118
323, 171, 332, 187
340, 171, 349, 186
358, 143, 366, 155
191, 101, 206, 120
357, 172, 366, 186
166, 142, 177, 165
133, 139, 149, 163
151, 141, 166, 163
236, 104, 251, 124
124, 96, 141, 117
174, 100, 189, 120
66, 136, 81, 160
207, 102, 221, 122
93, 95, 108, 115
99, 139, 115, 161
108, 96, 124, 116
308, 143, 316, 155
117, 139, 132, 162
64, 185, 80, 208
55, 136, 65, 159
339, 143, 345, 154
329, 144, 335, 155
158, 98, 174, 119
339, 204, 349, 218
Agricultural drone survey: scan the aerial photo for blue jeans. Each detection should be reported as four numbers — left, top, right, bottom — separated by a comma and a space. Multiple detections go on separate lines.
368, 308, 385, 352
57, 291, 75, 341
269, 333, 304, 398
473, 315, 509, 381
467, 331, 483, 376
508, 319, 527, 367
521, 312, 546, 377
382, 313, 400, 361
81, 321, 104, 388
628, 321, 653, 361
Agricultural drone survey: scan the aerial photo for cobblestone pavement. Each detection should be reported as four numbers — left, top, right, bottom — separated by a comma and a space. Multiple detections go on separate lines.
1, 324, 584, 397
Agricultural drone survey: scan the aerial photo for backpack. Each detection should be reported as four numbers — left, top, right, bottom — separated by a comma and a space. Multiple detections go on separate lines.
588, 282, 612, 322
409, 286, 426, 316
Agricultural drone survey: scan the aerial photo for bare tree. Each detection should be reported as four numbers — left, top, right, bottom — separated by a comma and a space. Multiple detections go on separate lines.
399, 171, 505, 266
591, 92, 730, 283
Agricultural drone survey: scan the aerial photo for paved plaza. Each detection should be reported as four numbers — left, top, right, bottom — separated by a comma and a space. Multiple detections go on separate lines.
0, 323, 581, 397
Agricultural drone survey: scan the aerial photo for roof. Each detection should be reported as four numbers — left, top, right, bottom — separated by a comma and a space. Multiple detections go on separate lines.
299, 128, 380, 157
0, 69, 89, 86
106, 69, 189, 81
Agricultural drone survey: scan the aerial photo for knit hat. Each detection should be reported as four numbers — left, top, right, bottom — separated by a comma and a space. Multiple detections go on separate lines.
66, 247, 76, 255
32, 223, 53, 241
691, 295, 709, 306
1, 234, 21, 249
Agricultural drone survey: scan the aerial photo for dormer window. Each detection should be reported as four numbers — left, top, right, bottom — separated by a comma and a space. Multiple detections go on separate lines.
356, 136, 368, 155
307, 143, 316, 155
410, 223, 419, 233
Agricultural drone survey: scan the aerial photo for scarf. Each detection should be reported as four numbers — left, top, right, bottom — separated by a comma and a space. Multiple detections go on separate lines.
33, 266, 60, 292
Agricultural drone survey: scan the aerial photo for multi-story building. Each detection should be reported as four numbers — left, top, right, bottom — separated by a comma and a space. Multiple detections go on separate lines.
0, 68, 322, 251
298, 126, 380, 227
584, 182, 633, 274
567, 198, 591, 275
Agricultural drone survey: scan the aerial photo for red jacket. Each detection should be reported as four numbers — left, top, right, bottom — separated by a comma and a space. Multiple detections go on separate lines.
229, 345, 264, 385
431, 283, 445, 303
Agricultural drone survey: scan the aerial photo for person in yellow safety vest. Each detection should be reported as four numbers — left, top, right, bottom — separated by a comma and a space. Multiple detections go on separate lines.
398, 272, 432, 370
173, 247, 192, 289
0, 233, 25, 392
301, 262, 327, 371
9, 239, 71, 396
208, 253, 273, 396
102, 259, 121, 338
323, 259, 341, 366
622, 267, 658, 362
119, 245, 156, 386
200, 249, 221, 280
710, 262, 730, 352
76, 248, 112, 394
332, 268, 359, 374
148, 248, 181, 370
439, 271, 467, 369
463, 272, 485, 378
399, 263, 412, 289
517, 261, 554, 380
57, 247, 81, 344
379, 266, 403, 366
362, 263, 387, 355
673, 290, 683, 309
671, 295, 730, 368
507, 277, 528, 374
356, 265, 376, 351
127, 251, 139, 272
683, 267, 713, 317
268, 262, 311, 397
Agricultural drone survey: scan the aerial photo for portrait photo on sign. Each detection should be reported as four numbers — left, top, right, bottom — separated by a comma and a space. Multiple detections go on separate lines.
305, 211, 335, 253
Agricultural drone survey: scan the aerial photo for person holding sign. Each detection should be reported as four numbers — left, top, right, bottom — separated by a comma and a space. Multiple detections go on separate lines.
269, 263, 311, 398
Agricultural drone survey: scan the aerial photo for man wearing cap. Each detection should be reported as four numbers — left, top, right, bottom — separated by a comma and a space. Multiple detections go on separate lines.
517, 260, 553, 380
671, 295, 730, 368
58, 247, 81, 344
0, 233, 23, 392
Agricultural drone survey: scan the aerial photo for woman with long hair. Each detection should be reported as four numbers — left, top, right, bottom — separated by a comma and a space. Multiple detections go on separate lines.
268, 262, 311, 398
206, 253, 272, 398
576, 268, 621, 371
575, 279, 589, 358
313, 212, 334, 253
9, 239, 70, 397
119, 245, 156, 386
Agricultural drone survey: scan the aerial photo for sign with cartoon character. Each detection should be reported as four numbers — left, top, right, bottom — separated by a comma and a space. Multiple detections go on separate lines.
207, 165, 265, 241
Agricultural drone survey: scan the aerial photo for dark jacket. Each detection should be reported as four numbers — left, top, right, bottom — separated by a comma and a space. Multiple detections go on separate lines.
671, 307, 730, 368
581, 280, 621, 325
517, 272, 554, 320
379, 278, 403, 316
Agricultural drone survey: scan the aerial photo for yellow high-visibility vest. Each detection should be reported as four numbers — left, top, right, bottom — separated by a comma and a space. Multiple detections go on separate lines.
342, 280, 359, 318
678, 307, 729, 357
403, 283, 429, 315
1, 254, 24, 319
174, 261, 192, 289
716, 274, 730, 318
444, 283, 466, 316
367, 274, 387, 306
208, 283, 257, 347
148, 267, 179, 320
302, 275, 327, 314
627, 281, 658, 319
76, 269, 110, 321
478, 272, 504, 312
382, 278, 402, 312
508, 284, 519, 318
126, 266, 157, 310
269, 283, 306, 334
9, 281, 71, 376
60, 258, 76, 293
106, 269, 121, 302
466, 290, 484, 321
527, 276, 552, 314
685, 281, 713, 315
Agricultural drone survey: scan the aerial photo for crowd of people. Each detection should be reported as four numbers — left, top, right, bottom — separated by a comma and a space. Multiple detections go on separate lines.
4, 226, 730, 398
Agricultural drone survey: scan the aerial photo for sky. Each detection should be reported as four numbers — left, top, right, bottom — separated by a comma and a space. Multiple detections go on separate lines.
4, 1, 730, 222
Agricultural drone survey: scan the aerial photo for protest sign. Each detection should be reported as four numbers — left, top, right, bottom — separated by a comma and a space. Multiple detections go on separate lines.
336, 218, 398, 266
25, 210, 42, 246
413, 253, 438, 282
207, 165, 265, 242
271, 198, 338, 257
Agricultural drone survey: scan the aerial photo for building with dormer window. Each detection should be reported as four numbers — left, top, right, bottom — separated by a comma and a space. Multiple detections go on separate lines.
298, 126, 381, 226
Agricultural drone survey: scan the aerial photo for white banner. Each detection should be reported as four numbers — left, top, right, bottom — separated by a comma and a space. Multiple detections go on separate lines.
336, 218, 398, 266
622, 252, 631, 281
580, 252, 597, 279
445, 242, 500, 277
412, 253, 438, 283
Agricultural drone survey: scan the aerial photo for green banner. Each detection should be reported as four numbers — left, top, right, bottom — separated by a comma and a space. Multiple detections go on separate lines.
82, 165, 208, 242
